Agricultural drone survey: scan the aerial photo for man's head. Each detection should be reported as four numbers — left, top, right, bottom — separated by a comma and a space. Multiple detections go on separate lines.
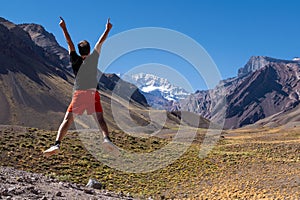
78, 40, 90, 57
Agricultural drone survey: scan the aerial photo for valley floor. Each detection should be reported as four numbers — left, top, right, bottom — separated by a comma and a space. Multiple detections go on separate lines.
0, 125, 299, 199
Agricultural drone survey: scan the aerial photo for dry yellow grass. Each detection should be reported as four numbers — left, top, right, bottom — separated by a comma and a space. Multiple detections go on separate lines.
0, 125, 299, 199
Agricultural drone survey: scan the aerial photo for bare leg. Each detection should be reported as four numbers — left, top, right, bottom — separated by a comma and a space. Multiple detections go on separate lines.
93, 112, 109, 138
43, 112, 74, 156
93, 112, 120, 156
56, 112, 74, 142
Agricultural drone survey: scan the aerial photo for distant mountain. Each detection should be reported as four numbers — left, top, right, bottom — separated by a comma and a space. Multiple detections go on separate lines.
176, 56, 300, 129
98, 73, 148, 107
123, 73, 190, 109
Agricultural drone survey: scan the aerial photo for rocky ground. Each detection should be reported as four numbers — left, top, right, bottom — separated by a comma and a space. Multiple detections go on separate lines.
0, 167, 134, 200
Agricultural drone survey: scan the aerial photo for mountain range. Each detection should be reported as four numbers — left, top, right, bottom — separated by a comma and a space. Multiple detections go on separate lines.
121, 56, 300, 129
176, 56, 300, 129
2, 16, 300, 130
122, 73, 190, 109
0, 17, 210, 130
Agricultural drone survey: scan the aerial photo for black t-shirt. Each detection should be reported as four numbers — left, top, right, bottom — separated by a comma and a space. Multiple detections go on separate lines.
70, 50, 99, 90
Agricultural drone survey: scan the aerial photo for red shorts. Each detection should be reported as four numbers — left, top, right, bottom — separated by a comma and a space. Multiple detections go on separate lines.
67, 90, 103, 115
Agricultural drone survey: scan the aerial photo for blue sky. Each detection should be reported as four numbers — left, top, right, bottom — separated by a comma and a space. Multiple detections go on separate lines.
1, 0, 300, 91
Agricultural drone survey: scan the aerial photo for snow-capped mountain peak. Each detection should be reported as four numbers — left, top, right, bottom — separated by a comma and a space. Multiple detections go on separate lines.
123, 73, 190, 102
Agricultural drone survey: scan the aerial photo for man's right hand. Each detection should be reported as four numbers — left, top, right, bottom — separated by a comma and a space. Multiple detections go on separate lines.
59, 16, 66, 29
58, 16, 75, 53
106, 18, 112, 30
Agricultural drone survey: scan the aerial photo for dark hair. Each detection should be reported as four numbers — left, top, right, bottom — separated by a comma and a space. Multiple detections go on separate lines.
78, 40, 90, 56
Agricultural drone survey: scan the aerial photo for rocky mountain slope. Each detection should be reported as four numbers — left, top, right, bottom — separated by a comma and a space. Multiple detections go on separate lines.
225, 62, 300, 128
0, 17, 74, 129
237, 56, 297, 77
247, 103, 300, 128
20, 23, 71, 70
99, 73, 148, 107
176, 56, 300, 129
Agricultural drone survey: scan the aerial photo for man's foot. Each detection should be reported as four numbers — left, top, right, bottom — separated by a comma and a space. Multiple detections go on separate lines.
43, 144, 60, 157
103, 136, 111, 143
102, 136, 120, 156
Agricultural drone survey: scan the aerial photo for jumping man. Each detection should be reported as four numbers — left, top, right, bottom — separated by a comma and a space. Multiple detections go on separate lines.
43, 17, 114, 157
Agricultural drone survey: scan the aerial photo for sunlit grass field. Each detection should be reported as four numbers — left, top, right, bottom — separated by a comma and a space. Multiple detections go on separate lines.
0, 125, 299, 199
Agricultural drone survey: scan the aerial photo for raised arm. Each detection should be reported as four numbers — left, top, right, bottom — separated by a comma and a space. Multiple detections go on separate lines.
94, 18, 113, 54
59, 17, 75, 53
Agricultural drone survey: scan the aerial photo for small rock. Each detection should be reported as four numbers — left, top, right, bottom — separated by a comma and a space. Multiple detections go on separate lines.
0, 189, 8, 196
31, 188, 40, 195
86, 179, 102, 190
104, 191, 113, 197
84, 189, 94, 195
7, 187, 15, 194
127, 192, 133, 198
40, 196, 47, 200
118, 191, 124, 197
31, 177, 38, 182
26, 186, 35, 191
25, 177, 33, 184
16, 177, 23, 182
56, 191, 62, 197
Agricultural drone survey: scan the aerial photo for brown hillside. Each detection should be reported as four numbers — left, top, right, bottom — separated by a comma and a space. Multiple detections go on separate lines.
0, 17, 74, 129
